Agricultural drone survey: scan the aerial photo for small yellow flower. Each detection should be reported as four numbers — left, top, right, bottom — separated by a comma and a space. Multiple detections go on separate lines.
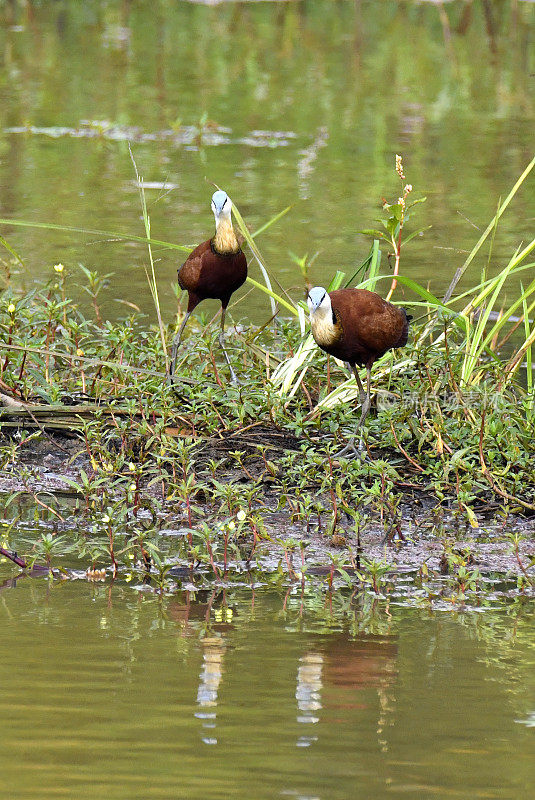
7, 303, 15, 314
237, 509, 246, 522
102, 514, 111, 523
129, 483, 137, 492
53, 263, 64, 273
227, 520, 236, 531
128, 462, 136, 472
76, 348, 84, 357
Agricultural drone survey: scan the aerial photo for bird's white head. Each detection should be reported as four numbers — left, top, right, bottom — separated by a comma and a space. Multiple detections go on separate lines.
307, 286, 331, 316
211, 190, 232, 226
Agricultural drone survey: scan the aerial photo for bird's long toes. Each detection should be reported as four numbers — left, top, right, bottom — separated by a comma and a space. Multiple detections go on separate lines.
334, 434, 372, 462
334, 439, 362, 460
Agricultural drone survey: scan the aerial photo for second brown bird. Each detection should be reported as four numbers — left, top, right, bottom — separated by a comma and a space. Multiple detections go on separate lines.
307, 286, 411, 456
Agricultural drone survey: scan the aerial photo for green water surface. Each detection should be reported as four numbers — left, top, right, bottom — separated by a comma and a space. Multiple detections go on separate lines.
0, 573, 533, 799
0, 4, 534, 796
0, 0, 534, 321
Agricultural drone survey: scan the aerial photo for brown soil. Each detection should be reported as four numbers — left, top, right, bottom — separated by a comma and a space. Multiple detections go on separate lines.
0, 428, 534, 586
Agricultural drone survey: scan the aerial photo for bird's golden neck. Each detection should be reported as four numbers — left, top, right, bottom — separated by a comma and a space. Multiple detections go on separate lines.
213, 218, 240, 254
310, 308, 341, 347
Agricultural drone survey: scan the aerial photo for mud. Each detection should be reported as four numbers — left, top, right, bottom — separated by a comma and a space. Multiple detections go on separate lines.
0, 429, 534, 588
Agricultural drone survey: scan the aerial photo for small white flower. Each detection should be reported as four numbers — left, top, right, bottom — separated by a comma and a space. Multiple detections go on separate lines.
237, 509, 246, 522
7, 303, 15, 314
53, 263, 64, 273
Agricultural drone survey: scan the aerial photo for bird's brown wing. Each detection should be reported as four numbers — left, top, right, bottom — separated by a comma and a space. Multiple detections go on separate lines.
330, 289, 408, 360
177, 239, 212, 293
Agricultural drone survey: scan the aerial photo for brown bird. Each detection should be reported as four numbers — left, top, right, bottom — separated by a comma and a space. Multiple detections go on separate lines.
169, 190, 247, 384
307, 286, 411, 457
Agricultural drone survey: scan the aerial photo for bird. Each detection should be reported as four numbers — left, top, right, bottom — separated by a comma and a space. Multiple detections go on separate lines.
169, 190, 248, 385
307, 286, 411, 457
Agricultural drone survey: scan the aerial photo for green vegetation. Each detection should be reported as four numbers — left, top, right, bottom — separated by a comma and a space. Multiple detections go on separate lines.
0, 158, 533, 601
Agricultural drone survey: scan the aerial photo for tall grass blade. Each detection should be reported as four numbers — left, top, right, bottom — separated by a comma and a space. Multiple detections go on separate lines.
271, 271, 346, 395
229, 195, 300, 318
228, 200, 277, 316
0, 218, 191, 252
246, 276, 298, 316
0, 234, 25, 269
521, 284, 533, 404
252, 205, 293, 238
343, 240, 381, 289
504, 324, 535, 386
129, 145, 168, 371
443, 154, 535, 302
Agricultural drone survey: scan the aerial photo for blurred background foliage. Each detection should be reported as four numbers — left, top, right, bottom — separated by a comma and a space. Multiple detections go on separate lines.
0, 0, 533, 320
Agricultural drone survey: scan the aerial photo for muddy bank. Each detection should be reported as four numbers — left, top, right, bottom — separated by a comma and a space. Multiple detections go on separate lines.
1, 428, 533, 590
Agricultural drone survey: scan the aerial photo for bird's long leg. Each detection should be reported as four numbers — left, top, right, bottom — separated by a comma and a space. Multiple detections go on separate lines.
168, 311, 191, 383
335, 365, 371, 458
359, 365, 372, 429
219, 306, 239, 385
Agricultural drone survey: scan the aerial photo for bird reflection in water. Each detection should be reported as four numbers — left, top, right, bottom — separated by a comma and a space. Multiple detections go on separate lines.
326, 635, 398, 753
195, 634, 227, 746
296, 652, 324, 747
295, 635, 398, 750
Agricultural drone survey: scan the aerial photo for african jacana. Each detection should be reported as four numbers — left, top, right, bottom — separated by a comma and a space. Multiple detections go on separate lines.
169, 190, 247, 384
307, 286, 411, 457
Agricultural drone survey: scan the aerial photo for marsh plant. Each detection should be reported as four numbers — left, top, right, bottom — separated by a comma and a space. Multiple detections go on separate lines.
0, 157, 534, 592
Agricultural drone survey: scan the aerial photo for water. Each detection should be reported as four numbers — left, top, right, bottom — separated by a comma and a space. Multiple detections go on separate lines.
0, 572, 533, 799
1, 4, 534, 796
0, 1, 534, 321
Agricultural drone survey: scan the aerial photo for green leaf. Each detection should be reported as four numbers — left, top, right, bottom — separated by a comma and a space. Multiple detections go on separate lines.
401, 226, 432, 246
56, 476, 84, 493
389, 204, 403, 222
0, 234, 25, 268
359, 229, 389, 240
408, 196, 427, 208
